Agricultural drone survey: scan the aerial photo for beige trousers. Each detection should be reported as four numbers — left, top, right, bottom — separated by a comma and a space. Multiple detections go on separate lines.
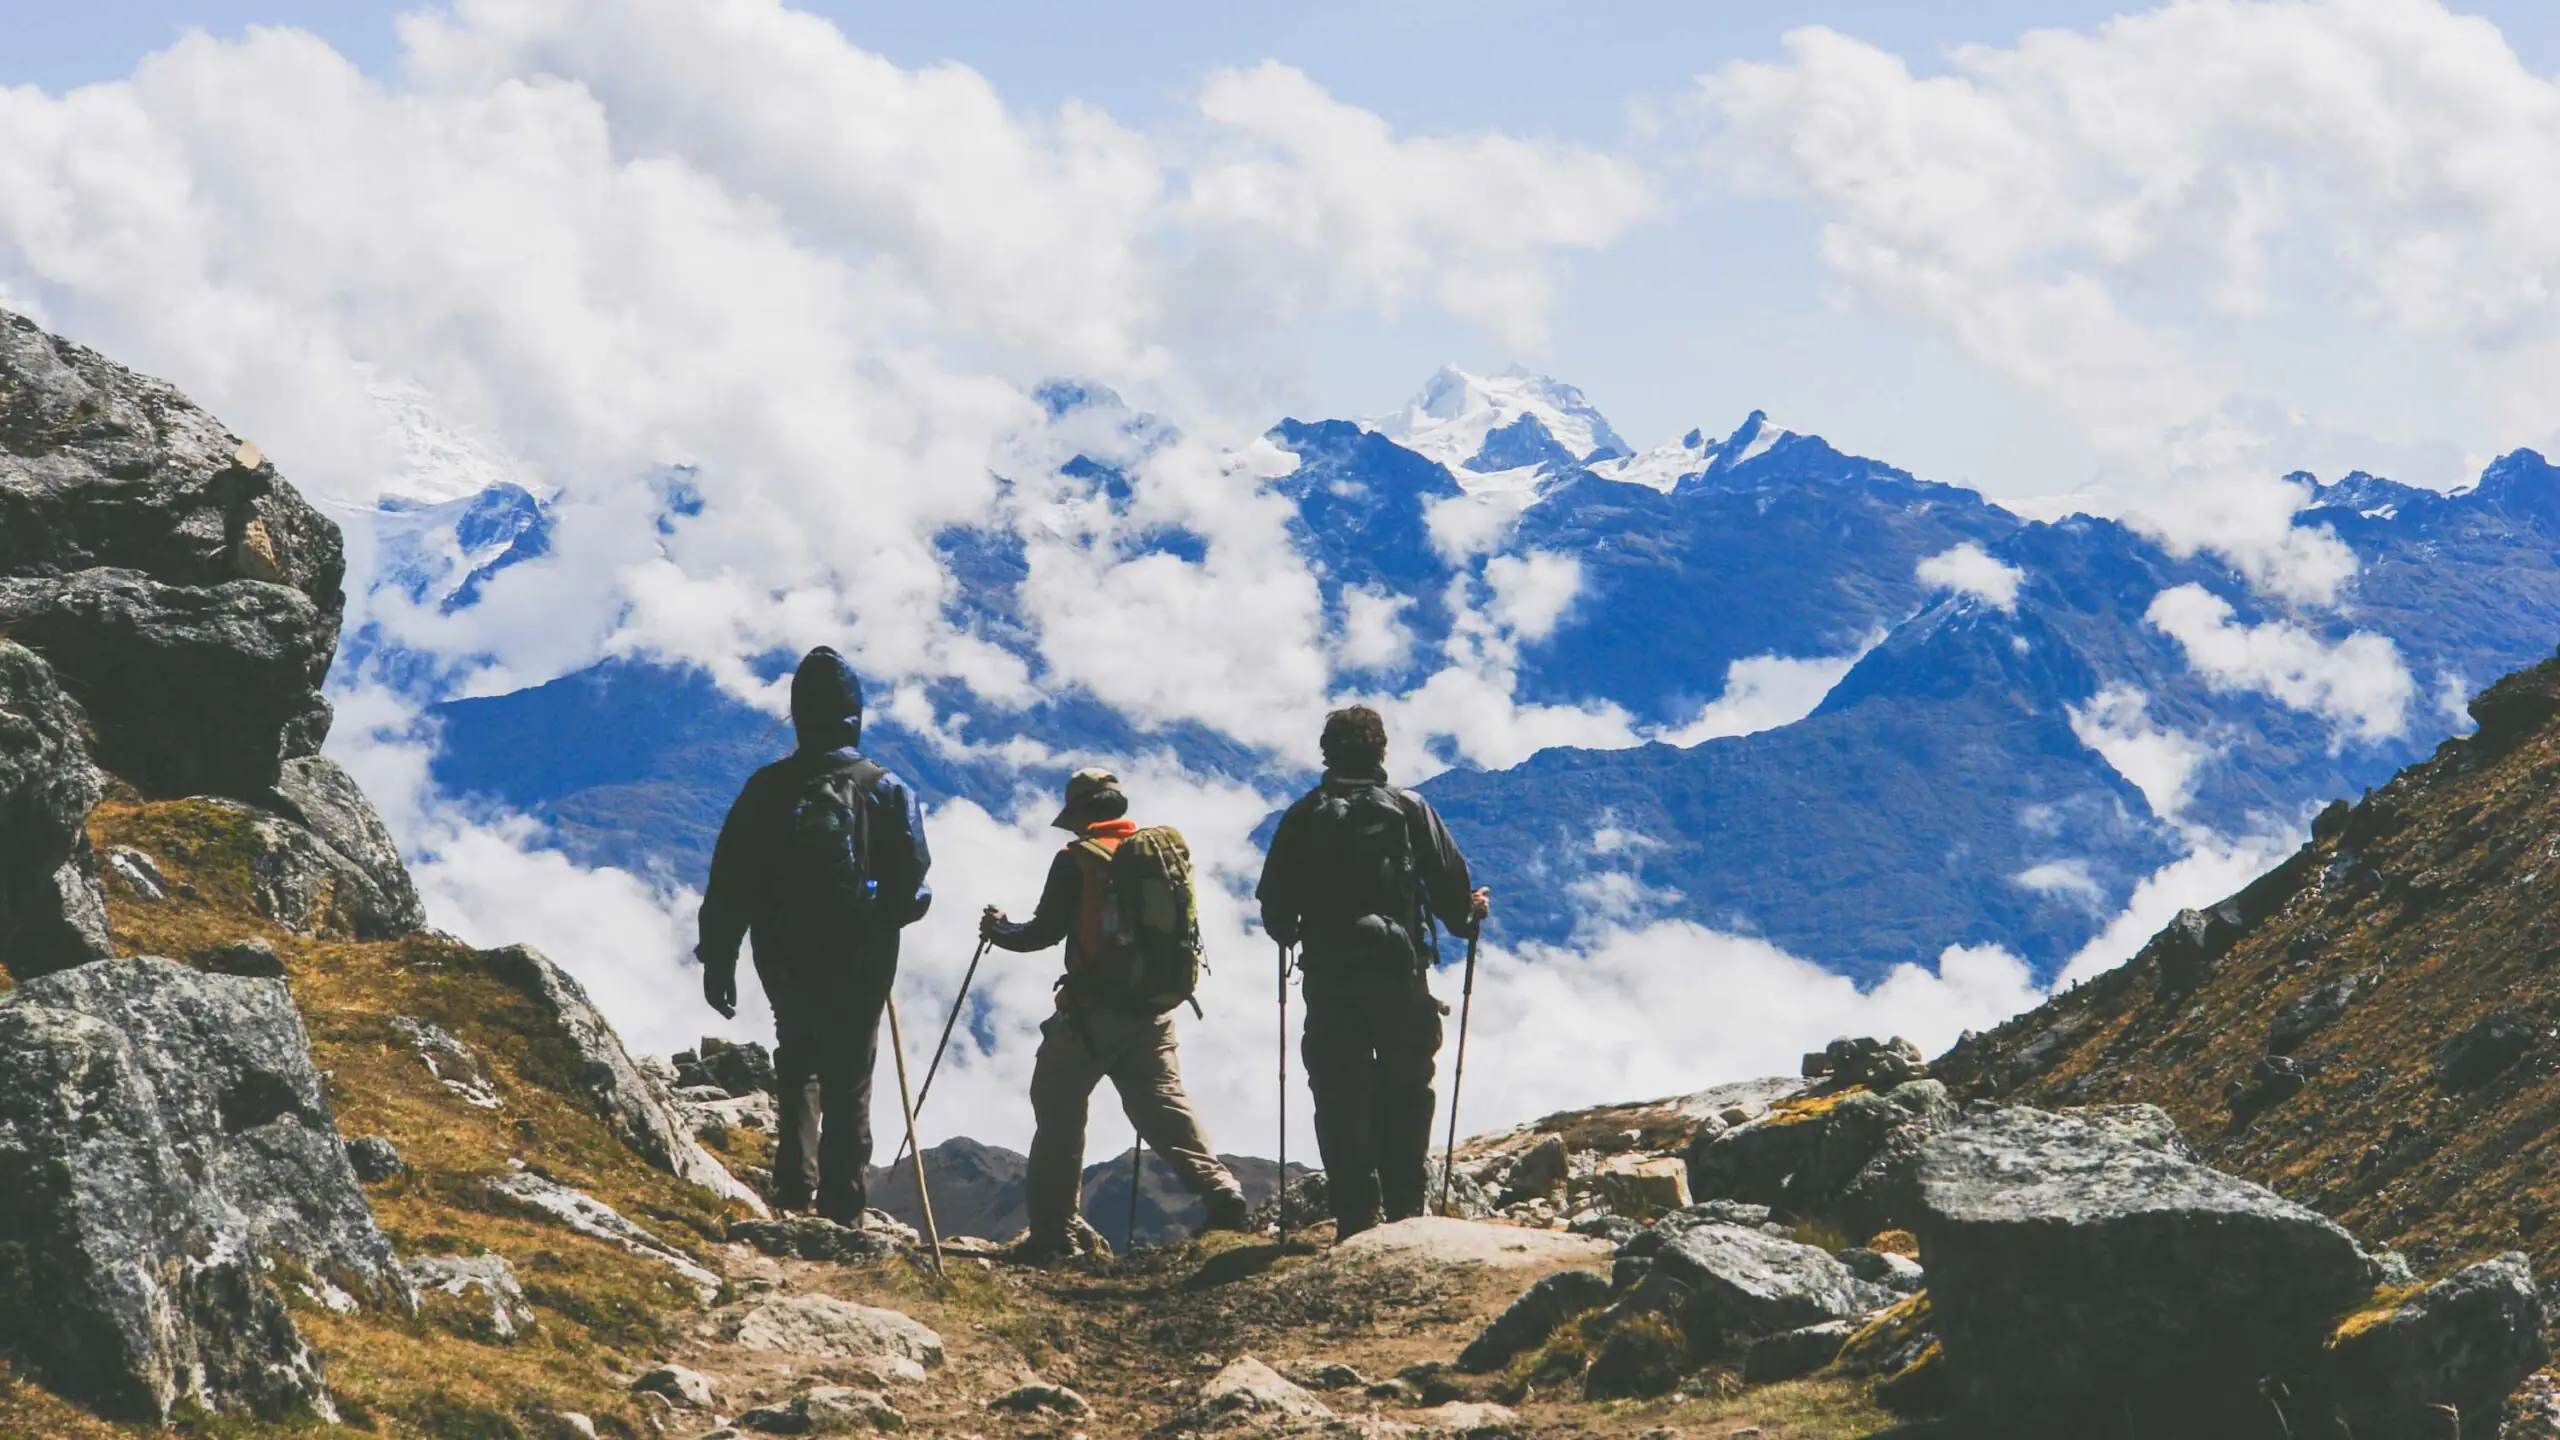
1025, 1005, 1238, 1241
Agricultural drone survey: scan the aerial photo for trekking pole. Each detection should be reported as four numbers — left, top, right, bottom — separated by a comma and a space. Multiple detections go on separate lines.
891, 936, 991, 1169
1439, 928, 1481, 1217
1125, 1139, 1145, 1254
883, 994, 945, 1278
1276, 939, 1292, 1241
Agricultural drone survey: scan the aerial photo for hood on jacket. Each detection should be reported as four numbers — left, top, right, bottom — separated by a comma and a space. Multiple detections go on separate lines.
790, 646, 865, 752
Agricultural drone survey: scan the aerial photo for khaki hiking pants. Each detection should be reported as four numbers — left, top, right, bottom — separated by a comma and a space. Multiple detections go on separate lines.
1026, 1005, 1239, 1243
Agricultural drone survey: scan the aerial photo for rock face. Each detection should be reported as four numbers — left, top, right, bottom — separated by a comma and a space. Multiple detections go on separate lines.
0, 957, 407, 1421
478, 943, 766, 1213
1613, 1215, 1891, 1353
1687, 1078, 1958, 1233
0, 311, 342, 794
0, 306, 424, 947
1911, 1104, 2379, 1432
269, 756, 426, 933
2325, 1252, 2547, 1440
0, 640, 113, 977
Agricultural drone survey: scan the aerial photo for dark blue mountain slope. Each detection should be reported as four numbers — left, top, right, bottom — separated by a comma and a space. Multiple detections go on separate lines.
1511, 437, 2021, 721
1425, 594, 2179, 981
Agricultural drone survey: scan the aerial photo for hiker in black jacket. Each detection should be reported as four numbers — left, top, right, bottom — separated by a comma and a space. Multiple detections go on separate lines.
982, 767, 1249, 1260
1257, 705, 1488, 1239
697, 647, 932, 1224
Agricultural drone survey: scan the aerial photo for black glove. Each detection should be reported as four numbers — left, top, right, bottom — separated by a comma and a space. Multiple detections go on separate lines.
701, 956, 738, 1019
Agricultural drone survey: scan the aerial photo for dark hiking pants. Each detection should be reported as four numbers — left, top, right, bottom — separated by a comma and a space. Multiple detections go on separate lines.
1300, 963, 1444, 1235
755, 932, 899, 1224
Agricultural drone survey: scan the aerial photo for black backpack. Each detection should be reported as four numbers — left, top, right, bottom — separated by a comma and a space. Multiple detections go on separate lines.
1302, 782, 1427, 972
779, 754, 887, 928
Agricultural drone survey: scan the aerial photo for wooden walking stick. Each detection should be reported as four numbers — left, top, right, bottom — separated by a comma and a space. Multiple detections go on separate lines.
1124, 1139, 1145, 1254
1439, 928, 1480, 1216
891, 936, 990, 1169
1277, 939, 1293, 1240
884, 994, 944, 1277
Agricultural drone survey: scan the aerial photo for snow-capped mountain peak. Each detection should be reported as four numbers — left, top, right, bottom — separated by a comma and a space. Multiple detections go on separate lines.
1589, 409, 1799, 492
1372, 364, 1631, 479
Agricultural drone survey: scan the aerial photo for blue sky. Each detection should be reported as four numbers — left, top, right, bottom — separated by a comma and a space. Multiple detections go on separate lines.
17, 1, 2560, 499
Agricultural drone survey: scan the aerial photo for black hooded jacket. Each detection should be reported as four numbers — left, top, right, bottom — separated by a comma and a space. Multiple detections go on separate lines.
696, 649, 932, 977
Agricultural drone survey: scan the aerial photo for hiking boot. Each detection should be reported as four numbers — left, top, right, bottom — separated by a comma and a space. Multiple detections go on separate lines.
1199, 1187, 1252, 1235
1334, 1211, 1381, 1243
1002, 1231, 1076, 1267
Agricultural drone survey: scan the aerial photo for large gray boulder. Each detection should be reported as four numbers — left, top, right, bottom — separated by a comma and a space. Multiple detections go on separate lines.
0, 957, 407, 1422
271, 756, 426, 934
0, 640, 112, 977
1687, 1078, 1958, 1232
0, 309, 343, 609
0, 569, 333, 801
2324, 1252, 2547, 1440
181, 792, 423, 941
478, 944, 766, 1214
1612, 1215, 1891, 1354
0, 310, 419, 934
1912, 1104, 2379, 1433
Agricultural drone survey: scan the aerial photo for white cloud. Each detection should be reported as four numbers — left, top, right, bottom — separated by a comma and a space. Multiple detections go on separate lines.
0, 4, 1649, 734
1332, 586, 1417, 674
2145, 583, 2414, 743
1451, 927, 2047, 1127
1182, 64, 1656, 353
1658, 642, 1872, 747
2067, 684, 2213, 821
2013, 859, 2105, 907
1915, 542, 2025, 611
1692, 0, 2560, 599
1481, 550, 1584, 643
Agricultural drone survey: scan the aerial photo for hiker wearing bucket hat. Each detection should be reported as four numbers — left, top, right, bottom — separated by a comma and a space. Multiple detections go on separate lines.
981, 767, 1250, 1261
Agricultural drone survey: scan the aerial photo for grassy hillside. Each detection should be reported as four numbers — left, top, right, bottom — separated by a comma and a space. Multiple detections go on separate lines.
1941, 654, 2560, 1286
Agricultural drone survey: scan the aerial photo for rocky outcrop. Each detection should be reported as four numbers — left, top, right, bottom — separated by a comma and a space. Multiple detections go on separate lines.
1611, 1214, 1891, 1355
0, 312, 341, 606
1911, 1104, 2379, 1433
725, 1294, 944, 1383
477, 943, 766, 1213
0, 311, 343, 800
0, 569, 332, 800
0, 307, 424, 947
2325, 1252, 2547, 1440
1686, 1078, 1958, 1234
0, 640, 112, 977
485, 1167, 721, 1302
0, 957, 406, 1422
270, 756, 426, 932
